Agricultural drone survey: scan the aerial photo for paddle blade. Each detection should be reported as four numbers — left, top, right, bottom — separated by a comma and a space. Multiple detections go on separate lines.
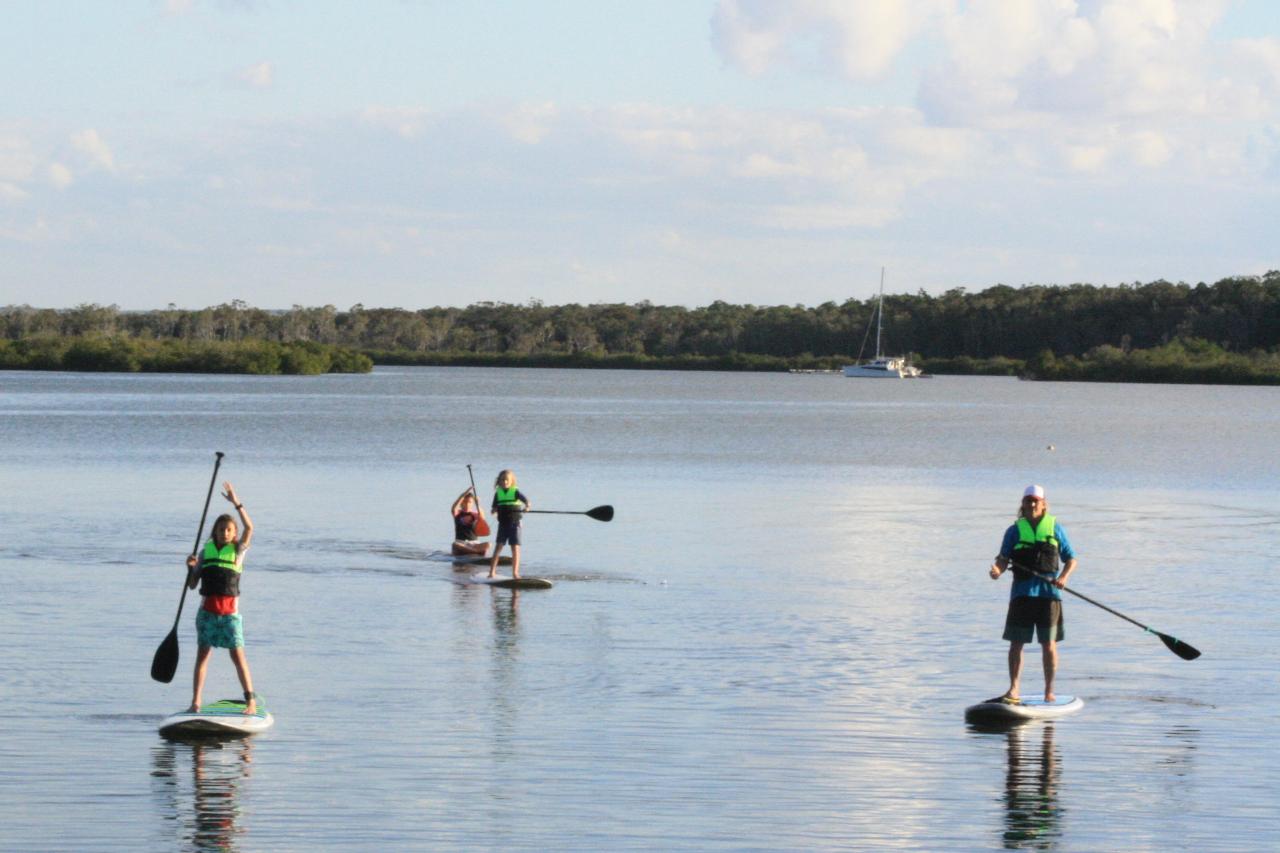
151, 629, 180, 683
1159, 632, 1201, 661
586, 505, 614, 522
476, 518, 491, 537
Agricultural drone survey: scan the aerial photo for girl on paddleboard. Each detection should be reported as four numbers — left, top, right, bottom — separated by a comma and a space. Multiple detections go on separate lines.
489, 469, 530, 579
185, 482, 258, 715
451, 489, 489, 557
988, 484, 1078, 704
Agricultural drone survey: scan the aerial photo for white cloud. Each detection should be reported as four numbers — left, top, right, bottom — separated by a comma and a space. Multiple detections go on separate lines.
1064, 143, 1109, 172
236, 61, 274, 89
0, 131, 39, 184
361, 106, 432, 139
712, 0, 1280, 187
71, 129, 116, 172
1129, 130, 1173, 167
48, 162, 74, 189
712, 0, 951, 79
501, 102, 559, 145
0, 182, 30, 203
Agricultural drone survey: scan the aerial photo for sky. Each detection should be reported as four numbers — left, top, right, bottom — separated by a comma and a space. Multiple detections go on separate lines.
2, 0, 1278, 309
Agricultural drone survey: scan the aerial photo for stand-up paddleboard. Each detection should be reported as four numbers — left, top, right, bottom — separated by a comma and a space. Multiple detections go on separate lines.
451, 554, 512, 566
965, 695, 1083, 724
468, 573, 553, 590
159, 696, 274, 737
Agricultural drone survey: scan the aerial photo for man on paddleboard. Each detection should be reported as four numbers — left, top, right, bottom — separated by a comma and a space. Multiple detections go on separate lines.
988, 485, 1078, 704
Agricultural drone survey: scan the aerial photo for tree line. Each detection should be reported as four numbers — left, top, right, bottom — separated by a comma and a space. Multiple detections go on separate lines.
3, 273, 1280, 379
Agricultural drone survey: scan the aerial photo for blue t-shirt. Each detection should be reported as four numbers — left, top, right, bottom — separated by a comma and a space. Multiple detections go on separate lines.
999, 520, 1075, 600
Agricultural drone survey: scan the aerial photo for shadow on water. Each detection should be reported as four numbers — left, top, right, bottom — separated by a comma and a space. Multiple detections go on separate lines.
151, 734, 253, 853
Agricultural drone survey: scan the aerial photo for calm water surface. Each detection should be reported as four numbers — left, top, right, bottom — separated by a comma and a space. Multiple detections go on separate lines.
1, 367, 1277, 850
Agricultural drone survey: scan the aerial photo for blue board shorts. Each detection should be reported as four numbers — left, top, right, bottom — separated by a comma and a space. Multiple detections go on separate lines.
1003, 596, 1063, 644
494, 520, 522, 547
196, 609, 245, 649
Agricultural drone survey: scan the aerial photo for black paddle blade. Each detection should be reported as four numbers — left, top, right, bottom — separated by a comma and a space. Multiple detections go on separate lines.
151, 629, 180, 683
587, 505, 614, 522
1159, 632, 1201, 661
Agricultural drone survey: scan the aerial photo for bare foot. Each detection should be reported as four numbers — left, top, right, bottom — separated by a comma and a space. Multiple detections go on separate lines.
187, 703, 201, 713
244, 697, 257, 715
1044, 693, 1055, 704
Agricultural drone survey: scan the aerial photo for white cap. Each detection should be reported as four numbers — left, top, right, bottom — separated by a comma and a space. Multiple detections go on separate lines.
1023, 484, 1045, 499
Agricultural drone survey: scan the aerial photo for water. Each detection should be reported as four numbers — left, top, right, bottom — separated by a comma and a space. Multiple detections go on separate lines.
1, 367, 1277, 850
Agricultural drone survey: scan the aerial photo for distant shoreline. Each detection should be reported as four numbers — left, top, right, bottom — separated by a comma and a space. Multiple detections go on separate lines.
0, 337, 372, 375
5, 342, 1279, 385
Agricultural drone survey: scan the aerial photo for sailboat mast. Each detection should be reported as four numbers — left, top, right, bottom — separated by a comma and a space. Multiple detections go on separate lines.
875, 267, 884, 359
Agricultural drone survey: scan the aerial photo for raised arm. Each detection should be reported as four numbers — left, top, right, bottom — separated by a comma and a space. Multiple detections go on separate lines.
222, 481, 254, 552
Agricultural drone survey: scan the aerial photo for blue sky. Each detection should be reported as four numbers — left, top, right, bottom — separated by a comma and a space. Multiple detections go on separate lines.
2, 0, 1278, 309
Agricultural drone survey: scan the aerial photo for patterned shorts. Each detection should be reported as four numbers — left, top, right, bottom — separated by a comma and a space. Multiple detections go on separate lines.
196, 608, 245, 649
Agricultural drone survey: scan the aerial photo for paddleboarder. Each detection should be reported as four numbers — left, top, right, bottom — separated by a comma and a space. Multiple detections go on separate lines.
451, 489, 489, 557
489, 469, 531, 579
185, 482, 258, 715
988, 485, 1078, 704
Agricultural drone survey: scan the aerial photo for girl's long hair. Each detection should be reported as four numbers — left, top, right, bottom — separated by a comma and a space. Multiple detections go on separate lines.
210, 513, 238, 548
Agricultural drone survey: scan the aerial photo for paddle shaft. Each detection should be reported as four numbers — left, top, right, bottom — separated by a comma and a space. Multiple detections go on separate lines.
465, 464, 491, 536
1010, 559, 1199, 659
151, 452, 225, 683
172, 452, 225, 629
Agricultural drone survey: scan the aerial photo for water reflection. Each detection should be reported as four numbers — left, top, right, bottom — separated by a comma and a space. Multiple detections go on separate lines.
1001, 724, 1062, 850
151, 735, 253, 852
489, 587, 521, 744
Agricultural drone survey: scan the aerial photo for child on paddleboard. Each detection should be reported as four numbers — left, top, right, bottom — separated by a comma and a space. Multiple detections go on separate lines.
185, 482, 258, 715
489, 469, 530, 579
451, 488, 489, 557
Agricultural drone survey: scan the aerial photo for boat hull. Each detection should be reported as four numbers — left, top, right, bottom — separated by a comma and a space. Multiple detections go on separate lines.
842, 357, 921, 378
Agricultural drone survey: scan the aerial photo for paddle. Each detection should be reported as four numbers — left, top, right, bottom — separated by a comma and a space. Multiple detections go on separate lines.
150, 451, 225, 683
1009, 560, 1200, 660
524, 505, 614, 522
466, 464, 491, 537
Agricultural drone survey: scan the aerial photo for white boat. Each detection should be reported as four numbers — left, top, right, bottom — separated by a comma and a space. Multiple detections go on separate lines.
843, 355, 921, 378
842, 268, 922, 379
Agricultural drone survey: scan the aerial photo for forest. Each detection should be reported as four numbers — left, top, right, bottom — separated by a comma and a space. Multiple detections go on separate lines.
3, 273, 1279, 381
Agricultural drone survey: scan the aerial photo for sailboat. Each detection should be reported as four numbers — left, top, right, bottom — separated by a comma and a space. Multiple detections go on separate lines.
842, 268, 922, 378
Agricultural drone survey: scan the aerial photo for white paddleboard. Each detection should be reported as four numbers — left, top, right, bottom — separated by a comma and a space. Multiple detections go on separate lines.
159, 697, 274, 737
468, 573, 553, 590
965, 695, 1083, 724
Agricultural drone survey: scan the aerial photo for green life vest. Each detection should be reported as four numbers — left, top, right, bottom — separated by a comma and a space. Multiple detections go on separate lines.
1012, 514, 1059, 576
494, 485, 524, 523
199, 540, 242, 597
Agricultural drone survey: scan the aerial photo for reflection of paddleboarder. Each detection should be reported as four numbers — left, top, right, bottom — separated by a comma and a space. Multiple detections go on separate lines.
1002, 724, 1062, 847
451, 489, 489, 557
988, 485, 1078, 704
185, 482, 257, 715
489, 469, 530, 579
